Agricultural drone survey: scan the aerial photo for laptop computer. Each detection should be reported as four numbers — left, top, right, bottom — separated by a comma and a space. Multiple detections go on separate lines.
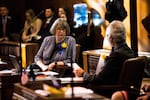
9, 54, 21, 73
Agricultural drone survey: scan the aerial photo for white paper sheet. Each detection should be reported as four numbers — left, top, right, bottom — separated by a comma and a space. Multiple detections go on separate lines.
36, 71, 59, 76
65, 86, 93, 95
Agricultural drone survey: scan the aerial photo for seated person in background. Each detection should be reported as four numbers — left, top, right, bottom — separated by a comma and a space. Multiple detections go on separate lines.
57, 7, 73, 31
22, 9, 42, 42
37, 7, 56, 45
32, 18, 76, 71
59, 13, 67, 21
0, 5, 19, 41
136, 94, 150, 100
111, 84, 150, 100
74, 20, 136, 84
58, 7, 66, 18
111, 90, 128, 100
111, 90, 150, 100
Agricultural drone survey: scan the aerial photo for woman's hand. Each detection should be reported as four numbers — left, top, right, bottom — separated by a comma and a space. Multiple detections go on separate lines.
22, 35, 32, 42
47, 62, 55, 71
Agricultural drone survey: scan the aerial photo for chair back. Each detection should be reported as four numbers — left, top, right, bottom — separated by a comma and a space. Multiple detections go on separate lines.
118, 56, 146, 90
75, 44, 80, 63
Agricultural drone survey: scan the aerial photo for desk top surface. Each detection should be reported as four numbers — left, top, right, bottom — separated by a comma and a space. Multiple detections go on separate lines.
83, 49, 111, 56
0, 40, 38, 46
14, 82, 110, 100
83, 49, 150, 57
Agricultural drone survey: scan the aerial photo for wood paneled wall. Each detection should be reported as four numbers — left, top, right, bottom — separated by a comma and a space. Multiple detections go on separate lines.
0, 0, 150, 52
0, 0, 83, 27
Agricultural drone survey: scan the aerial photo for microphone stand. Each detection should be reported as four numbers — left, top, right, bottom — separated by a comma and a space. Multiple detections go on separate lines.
19, 29, 23, 75
87, 11, 91, 37
70, 55, 74, 98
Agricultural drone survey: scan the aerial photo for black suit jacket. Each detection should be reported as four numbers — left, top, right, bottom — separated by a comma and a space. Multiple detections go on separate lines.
39, 16, 56, 36
0, 16, 18, 39
37, 16, 56, 45
83, 43, 136, 85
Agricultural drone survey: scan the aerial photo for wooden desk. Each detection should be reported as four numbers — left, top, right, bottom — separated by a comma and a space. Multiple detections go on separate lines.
0, 55, 21, 100
0, 41, 39, 68
0, 74, 21, 100
82, 49, 150, 75
13, 81, 110, 100
82, 49, 110, 73
0, 56, 14, 70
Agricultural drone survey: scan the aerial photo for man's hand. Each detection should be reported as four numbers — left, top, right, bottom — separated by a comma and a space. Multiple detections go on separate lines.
73, 67, 84, 77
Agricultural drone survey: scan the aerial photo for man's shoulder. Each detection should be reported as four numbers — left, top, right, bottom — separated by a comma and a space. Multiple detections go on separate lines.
50, 17, 57, 23
110, 49, 135, 59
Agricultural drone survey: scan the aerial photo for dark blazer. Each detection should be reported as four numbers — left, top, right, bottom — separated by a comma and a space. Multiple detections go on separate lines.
38, 16, 56, 36
0, 16, 18, 39
83, 43, 136, 85
37, 16, 56, 45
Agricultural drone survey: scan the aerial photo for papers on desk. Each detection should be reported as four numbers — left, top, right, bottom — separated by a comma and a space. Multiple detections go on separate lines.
0, 70, 12, 74
65, 86, 94, 96
35, 71, 59, 76
0, 61, 7, 64
67, 63, 80, 70
35, 71, 59, 81
42, 84, 93, 97
35, 75, 83, 83
0, 69, 17, 75
59, 77, 83, 83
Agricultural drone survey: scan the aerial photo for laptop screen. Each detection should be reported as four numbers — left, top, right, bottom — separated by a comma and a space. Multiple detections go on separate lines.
9, 54, 21, 73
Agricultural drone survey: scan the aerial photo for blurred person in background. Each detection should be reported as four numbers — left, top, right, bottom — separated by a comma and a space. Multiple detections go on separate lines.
0, 5, 19, 41
58, 7, 66, 18
59, 13, 67, 21
22, 9, 42, 42
111, 90, 150, 100
37, 7, 56, 45
57, 7, 74, 36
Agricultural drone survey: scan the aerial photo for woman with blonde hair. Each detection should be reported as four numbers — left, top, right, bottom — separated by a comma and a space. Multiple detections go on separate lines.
22, 9, 42, 42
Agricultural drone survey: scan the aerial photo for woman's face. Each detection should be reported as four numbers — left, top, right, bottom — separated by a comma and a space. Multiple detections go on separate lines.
25, 12, 32, 21
58, 8, 65, 17
55, 25, 67, 41
60, 14, 67, 21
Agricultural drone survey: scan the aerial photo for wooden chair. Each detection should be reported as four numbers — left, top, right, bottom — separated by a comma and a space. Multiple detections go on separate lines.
75, 44, 80, 63
88, 56, 147, 98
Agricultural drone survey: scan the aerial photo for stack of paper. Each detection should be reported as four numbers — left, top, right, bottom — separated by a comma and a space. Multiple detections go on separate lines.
65, 86, 93, 96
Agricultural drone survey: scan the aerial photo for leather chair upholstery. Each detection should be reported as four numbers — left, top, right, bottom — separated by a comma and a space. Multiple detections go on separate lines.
88, 56, 147, 98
